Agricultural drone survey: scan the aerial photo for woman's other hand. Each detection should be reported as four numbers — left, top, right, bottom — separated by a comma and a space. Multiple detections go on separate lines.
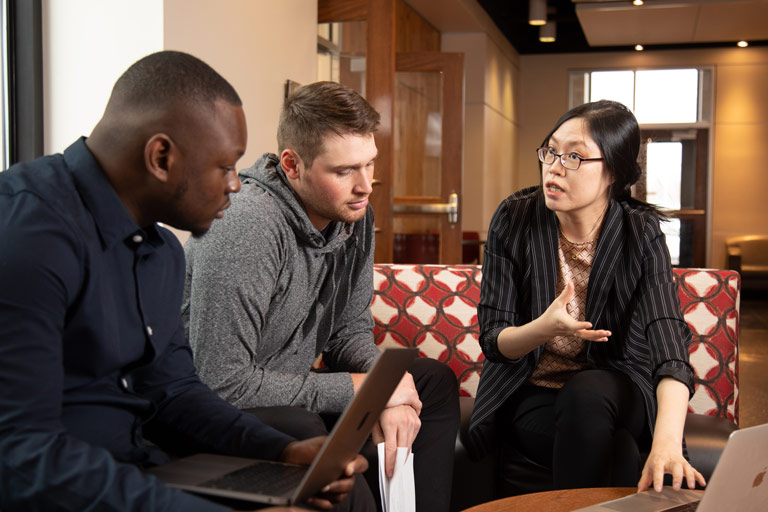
638, 378, 707, 493
638, 438, 706, 492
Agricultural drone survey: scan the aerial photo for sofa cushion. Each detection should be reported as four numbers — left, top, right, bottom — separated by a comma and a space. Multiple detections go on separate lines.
372, 264, 483, 397
371, 264, 740, 424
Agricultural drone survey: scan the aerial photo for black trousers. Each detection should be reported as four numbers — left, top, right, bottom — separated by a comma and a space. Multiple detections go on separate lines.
497, 369, 649, 489
246, 357, 460, 512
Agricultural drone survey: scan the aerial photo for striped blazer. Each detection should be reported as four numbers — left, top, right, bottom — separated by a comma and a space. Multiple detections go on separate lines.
467, 186, 694, 458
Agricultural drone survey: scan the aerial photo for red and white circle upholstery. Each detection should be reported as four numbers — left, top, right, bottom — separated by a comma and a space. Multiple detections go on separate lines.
674, 269, 740, 423
371, 264, 740, 423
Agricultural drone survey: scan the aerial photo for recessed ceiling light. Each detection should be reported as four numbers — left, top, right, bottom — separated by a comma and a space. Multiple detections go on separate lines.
737, 40, 749, 48
635, 44, 644, 51
633, 0, 644, 6
529, 0, 547, 26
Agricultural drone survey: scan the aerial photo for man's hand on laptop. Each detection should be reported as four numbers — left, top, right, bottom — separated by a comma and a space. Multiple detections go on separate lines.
280, 436, 369, 509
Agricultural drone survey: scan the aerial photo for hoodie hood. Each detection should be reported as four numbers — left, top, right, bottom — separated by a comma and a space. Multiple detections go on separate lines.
238, 153, 352, 251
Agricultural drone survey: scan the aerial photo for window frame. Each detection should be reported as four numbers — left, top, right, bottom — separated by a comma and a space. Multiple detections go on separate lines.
568, 66, 715, 267
4, 0, 43, 168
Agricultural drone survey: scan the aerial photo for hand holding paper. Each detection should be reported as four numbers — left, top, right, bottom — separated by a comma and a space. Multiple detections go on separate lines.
377, 443, 415, 512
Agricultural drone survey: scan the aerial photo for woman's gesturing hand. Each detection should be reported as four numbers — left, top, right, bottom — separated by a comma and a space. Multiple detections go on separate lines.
541, 281, 611, 342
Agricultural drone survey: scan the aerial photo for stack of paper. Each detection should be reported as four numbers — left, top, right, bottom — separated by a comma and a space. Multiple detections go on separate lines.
377, 443, 415, 512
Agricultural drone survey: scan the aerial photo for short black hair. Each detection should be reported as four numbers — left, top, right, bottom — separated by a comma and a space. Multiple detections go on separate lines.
110, 50, 241, 110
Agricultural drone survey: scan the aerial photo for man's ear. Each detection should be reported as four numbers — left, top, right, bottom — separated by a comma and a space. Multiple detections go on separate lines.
280, 149, 301, 180
145, 134, 174, 183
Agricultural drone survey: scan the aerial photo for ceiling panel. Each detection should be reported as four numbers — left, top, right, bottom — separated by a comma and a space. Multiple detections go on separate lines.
576, 0, 768, 47
429, 0, 768, 54
694, 1, 768, 42
576, 4, 698, 46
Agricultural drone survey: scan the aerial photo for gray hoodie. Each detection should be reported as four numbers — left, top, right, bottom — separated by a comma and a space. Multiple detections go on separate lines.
182, 153, 379, 414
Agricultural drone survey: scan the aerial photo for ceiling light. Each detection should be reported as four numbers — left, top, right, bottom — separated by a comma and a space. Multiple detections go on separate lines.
529, 0, 547, 26
737, 40, 749, 48
633, 0, 644, 5
635, 44, 644, 51
539, 21, 556, 43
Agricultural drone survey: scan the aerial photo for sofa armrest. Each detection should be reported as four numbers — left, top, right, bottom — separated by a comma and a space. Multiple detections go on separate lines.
451, 397, 496, 511
458, 396, 474, 448
684, 413, 738, 482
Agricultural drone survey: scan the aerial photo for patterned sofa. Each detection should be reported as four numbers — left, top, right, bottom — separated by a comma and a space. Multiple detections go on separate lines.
370, 264, 740, 510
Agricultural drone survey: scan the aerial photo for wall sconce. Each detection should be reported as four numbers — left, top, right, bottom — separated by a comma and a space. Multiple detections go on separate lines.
529, 0, 547, 26
539, 21, 556, 43
634, 44, 644, 51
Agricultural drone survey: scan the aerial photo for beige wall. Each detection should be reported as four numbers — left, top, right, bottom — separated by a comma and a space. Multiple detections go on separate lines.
442, 32, 519, 239
518, 47, 768, 268
42, 0, 163, 154
43, 0, 318, 171
163, 0, 318, 168
162, 0, 318, 245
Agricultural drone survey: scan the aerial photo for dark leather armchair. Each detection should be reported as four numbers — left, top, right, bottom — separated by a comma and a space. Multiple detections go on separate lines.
726, 235, 768, 291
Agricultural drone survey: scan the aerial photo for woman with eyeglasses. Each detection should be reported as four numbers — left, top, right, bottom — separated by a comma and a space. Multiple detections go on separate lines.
467, 100, 706, 495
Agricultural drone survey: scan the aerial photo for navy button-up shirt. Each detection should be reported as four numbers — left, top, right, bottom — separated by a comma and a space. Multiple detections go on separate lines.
0, 139, 294, 511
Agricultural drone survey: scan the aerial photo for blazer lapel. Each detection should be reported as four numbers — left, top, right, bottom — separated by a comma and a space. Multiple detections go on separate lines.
529, 195, 559, 320
586, 200, 623, 323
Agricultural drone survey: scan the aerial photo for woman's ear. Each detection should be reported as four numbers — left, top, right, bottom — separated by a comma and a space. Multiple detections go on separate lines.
280, 149, 302, 180
145, 134, 174, 183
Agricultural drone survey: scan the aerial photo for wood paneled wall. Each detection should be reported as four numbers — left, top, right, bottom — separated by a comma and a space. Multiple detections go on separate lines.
318, 0, 442, 261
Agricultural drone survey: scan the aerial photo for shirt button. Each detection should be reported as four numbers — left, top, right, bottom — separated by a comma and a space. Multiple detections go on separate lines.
132, 234, 143, 243
146, 325, 153, 336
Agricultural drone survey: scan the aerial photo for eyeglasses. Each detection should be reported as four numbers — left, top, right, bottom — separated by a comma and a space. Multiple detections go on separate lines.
536, 147, 604, 171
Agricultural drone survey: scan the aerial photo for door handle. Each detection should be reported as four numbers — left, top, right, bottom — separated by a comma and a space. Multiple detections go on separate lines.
392, 193, 458, 224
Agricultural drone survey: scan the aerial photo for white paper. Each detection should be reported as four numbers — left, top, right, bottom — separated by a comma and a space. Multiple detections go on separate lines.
377, 442, 415, 512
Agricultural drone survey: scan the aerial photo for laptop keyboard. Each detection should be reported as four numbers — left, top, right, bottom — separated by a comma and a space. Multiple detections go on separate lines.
665, 501, 700, 511
201, 461, 307, 497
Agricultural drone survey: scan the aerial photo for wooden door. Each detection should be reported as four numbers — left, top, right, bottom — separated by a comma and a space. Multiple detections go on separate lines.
318, 0, 464, 263
392, 52, 464, 264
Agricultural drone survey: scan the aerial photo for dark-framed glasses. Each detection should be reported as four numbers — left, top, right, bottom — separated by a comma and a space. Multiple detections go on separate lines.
536, 147, 604, 171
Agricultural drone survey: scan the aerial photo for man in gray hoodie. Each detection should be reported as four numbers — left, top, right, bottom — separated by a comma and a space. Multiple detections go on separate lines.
183, 81, 460, 511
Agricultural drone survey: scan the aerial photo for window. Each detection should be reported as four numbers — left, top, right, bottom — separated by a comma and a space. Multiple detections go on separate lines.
570, 68, 713, 267
573, 68, 711, 124
317, 21, 366, 96
1, 0, 10, 170
634, 69, 698, 124
3, 0, 43, 168
317, 22, 340, 83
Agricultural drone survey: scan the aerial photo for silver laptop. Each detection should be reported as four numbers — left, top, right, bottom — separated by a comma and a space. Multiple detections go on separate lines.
148, 347, 418, 507
574, 422, 768, 512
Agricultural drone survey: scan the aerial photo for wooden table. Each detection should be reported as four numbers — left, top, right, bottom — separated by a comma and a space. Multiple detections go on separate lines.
462, 487, 637, 512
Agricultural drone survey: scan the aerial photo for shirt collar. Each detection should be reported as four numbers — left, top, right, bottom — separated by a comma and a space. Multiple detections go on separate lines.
63, 137, 164, 251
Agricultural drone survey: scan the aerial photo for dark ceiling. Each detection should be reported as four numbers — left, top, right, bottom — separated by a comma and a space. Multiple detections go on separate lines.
476, 0, 768, 55
477, 0, 593, 54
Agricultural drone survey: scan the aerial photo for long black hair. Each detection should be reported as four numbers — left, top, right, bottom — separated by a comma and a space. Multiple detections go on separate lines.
540, 100, 663, 215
